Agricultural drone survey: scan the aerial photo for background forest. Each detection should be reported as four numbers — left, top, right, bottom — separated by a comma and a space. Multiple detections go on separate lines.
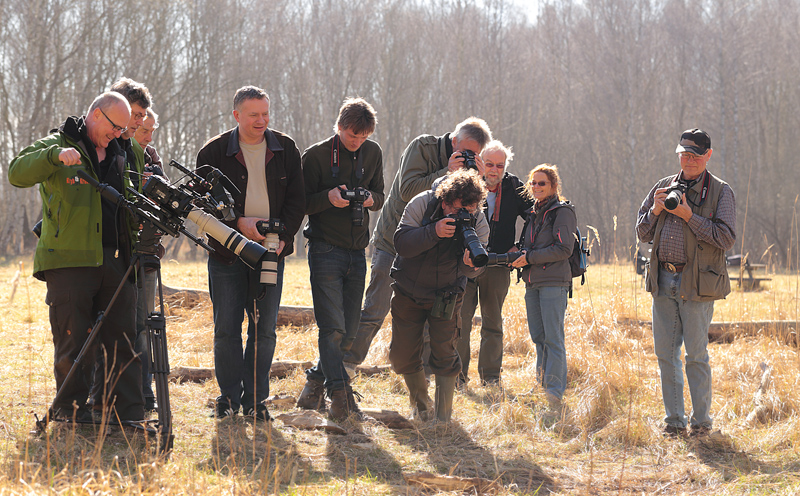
1, 0, 799, 264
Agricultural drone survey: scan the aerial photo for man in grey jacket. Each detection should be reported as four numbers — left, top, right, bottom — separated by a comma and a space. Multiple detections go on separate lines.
389, 169, 489, 422
342, 118, 492, 375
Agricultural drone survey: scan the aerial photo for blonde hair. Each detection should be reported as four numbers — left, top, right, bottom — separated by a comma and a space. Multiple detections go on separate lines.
525, 163, 565, 201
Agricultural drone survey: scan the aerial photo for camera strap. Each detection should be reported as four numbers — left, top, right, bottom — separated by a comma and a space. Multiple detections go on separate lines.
676, 170, 710, 207
331, 135, 364, 181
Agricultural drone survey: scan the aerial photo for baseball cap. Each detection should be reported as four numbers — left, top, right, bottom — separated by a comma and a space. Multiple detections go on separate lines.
675, 128, 711, 155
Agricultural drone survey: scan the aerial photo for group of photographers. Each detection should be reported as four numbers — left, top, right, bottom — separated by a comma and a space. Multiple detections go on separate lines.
9, 79, 736, 436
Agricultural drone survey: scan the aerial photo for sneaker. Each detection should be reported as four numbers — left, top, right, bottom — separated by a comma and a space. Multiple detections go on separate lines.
296, 378, 326, 411
663, 424, 688, 438
690, 425, 711, 438
245, 405, 273, 423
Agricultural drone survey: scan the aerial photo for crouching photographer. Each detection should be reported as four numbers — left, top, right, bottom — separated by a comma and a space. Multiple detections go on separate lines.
389, 169, 489, 422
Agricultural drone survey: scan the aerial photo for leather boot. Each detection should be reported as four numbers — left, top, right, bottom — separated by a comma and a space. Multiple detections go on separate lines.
403, 370, 433, 421
328, 383, 364, 420
434, 375, 457, 422
296, 377, 325, 411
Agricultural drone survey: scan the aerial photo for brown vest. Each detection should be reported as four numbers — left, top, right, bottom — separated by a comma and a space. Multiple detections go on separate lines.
646, 171, 731, 302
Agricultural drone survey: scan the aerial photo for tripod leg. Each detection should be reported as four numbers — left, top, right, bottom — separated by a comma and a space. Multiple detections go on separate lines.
148, 265, 174, 454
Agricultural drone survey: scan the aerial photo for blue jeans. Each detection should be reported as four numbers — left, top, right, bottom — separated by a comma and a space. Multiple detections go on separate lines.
342, 248, 394, 365
208, 256, 283, 412
306, 242, 366, 391
525, 286, 569, 400
652, 269, 714, 428
135, 269, 158, 404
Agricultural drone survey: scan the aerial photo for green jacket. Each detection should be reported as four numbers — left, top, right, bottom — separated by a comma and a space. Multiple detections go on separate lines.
372, 133, 452, 255
8, 116, 136, 280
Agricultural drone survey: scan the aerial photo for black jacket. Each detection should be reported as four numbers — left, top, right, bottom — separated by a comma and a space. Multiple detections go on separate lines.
484, 172, 532, 253
196, 126, 305, 263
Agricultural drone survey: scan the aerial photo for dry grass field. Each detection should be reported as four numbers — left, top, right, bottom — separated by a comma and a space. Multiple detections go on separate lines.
0, 255, 799, 495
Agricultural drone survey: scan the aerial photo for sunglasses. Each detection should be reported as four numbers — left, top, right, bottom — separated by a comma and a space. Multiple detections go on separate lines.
530, 180, 549, 187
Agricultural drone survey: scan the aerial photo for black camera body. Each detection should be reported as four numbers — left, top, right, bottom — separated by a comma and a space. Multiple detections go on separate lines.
339, 186, 371, 226
461, 150, 477, 171
447, 208, 488, 267
485, 250, 525, 267
664, 181, 688, 210
256, 219, 285, 235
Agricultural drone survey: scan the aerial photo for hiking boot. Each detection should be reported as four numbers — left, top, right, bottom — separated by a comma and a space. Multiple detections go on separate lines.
328, 385, 364, 420
455, 374, 468, 392
663, 424, 688, 438
403, 370, 433, 421
434, 375, 457, 422
49, 406, 95, 423
296, 377, 326, 411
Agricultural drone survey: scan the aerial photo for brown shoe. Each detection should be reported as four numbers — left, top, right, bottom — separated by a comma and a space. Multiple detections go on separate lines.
328, 385, 364, 420
296, 378, 326, 411
663, 424, 688, 438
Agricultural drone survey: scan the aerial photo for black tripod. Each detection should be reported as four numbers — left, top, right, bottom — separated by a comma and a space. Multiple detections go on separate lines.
35, 220, 175, 455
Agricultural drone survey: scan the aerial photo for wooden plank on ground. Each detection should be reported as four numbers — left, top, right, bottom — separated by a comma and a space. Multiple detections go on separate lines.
403, 471, 501, 494
169, 360, 313, 383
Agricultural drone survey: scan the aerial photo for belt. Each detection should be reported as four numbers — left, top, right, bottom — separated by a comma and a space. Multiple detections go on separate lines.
660, 262, 686, 273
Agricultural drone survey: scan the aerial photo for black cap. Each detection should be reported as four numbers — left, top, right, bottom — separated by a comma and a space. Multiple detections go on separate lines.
675, 128, 711, 155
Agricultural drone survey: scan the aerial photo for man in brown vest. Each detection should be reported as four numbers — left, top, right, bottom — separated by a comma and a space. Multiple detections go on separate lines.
636, 128, 736, 438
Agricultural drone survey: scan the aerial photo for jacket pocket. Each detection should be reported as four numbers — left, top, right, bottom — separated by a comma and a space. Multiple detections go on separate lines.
697, 265, 726, 297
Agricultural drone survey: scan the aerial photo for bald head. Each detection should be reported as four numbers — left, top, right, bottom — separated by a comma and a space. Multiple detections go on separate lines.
86, 92, 131, 149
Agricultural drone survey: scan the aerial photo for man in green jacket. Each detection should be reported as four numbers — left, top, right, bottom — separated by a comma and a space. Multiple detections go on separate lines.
8, 92, 144, 422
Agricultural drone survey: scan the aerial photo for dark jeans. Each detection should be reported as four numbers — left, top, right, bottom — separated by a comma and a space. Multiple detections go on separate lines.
208, 256, 283, 412
342, 248, 394, 365
45, 247, 143, 420
458, 266, 511, 382
389, 286, 462, 377
134, 269, 157, 404
306, 241, 366, 391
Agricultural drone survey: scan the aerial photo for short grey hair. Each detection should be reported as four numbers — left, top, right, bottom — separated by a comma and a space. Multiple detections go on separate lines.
145, 107, 159, 128
453, 117, 493, 150
234, 85, 270, 110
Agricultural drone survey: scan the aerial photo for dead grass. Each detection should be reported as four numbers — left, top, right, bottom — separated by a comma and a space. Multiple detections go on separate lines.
0, 255, 799, 494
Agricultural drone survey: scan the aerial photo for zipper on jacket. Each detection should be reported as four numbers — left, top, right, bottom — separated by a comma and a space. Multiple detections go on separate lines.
54, 202, 61, 238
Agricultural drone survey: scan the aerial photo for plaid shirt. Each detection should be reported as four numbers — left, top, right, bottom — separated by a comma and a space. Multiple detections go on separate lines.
636, 172, 736, 264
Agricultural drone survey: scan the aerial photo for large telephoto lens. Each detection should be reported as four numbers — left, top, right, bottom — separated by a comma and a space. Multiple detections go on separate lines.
459, 225, 488, 267
485, 250, 524, 266
260, 232, 280, 286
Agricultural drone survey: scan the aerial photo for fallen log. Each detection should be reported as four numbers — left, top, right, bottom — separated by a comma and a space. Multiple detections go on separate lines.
354, 364, 392, 376
403, 471, 500, 494
616, 318, 798, 345
360, 408, 413, 429
162, 285, 485, 327
275, 411, 346, 434
169, 360, 313, 383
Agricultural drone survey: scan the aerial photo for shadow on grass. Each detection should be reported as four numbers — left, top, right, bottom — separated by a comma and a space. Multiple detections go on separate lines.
390, 419, 558, 493
689, 433, 784, 482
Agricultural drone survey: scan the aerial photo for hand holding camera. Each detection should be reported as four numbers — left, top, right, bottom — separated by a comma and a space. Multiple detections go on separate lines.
337, 186, 371, 226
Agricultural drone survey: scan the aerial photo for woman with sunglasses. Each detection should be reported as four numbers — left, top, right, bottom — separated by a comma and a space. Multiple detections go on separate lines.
510, 164, 577, 414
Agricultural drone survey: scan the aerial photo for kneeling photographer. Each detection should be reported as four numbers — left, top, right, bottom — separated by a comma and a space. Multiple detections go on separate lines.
389, 169, 489, 422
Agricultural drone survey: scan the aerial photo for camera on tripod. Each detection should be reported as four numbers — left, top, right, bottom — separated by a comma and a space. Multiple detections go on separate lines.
461, 150, 477, 171
338, 186, 371, 226
447, 208, 488, 267
485, 250, 525, 267
664, 181, 688, 210
256, 219, 285, 286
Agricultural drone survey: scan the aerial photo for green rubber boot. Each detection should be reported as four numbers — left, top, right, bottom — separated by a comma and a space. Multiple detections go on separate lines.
434, 375, 457, 422
404, 370, 433, 420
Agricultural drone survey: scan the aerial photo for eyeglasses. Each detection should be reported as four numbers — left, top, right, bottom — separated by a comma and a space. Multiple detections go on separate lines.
679, 152, 704, 161
484, 162, 505, 169
99, 108, 127, 134
530, 180, 550, 187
